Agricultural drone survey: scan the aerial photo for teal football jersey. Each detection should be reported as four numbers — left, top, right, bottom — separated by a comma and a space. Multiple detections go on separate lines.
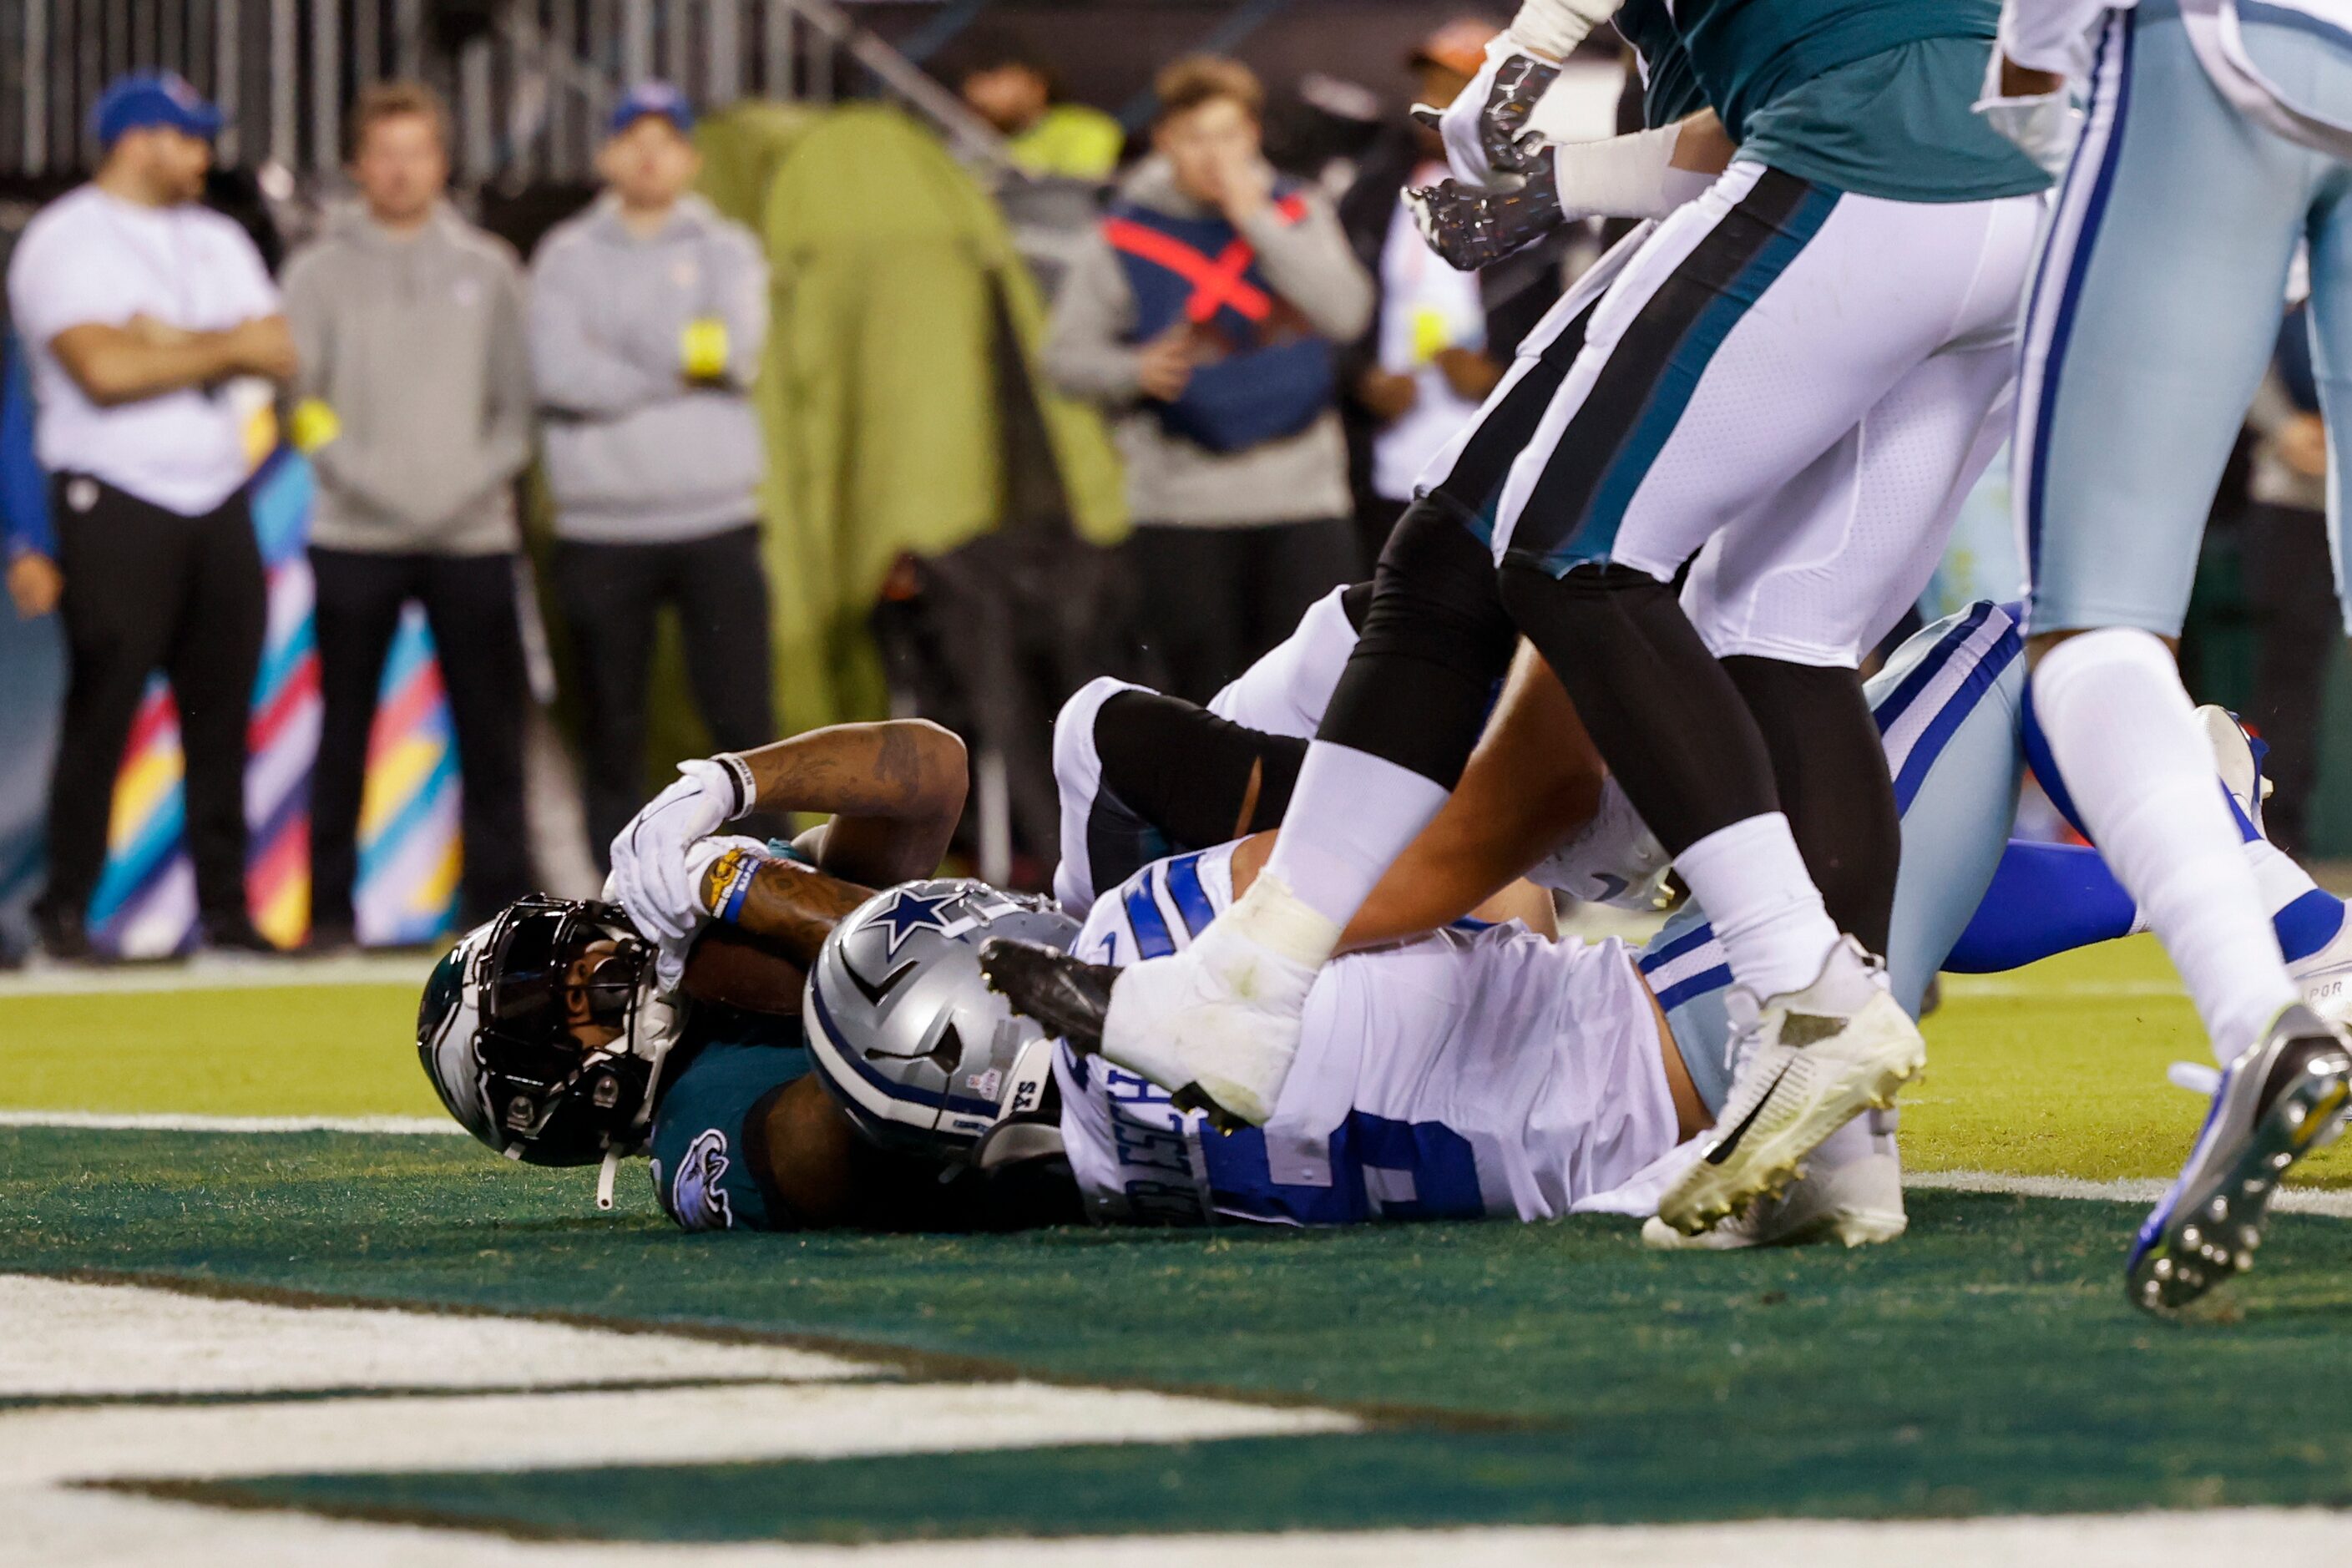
1631, 0, 2046, 203
1614, 0, 1709, 129
1669, 0, 1998, 139
645, 1012, 810, 1233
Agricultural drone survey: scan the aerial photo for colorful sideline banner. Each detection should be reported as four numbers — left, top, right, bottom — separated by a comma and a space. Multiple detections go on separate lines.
87, 449, 463, 957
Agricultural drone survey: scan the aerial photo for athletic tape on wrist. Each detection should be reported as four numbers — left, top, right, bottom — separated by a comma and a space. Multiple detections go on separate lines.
714, 753, 756, 820
1507, 0, 1613, 60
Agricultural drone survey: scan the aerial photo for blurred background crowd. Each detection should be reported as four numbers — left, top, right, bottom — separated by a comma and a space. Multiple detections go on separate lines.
0, 0, 2338, 964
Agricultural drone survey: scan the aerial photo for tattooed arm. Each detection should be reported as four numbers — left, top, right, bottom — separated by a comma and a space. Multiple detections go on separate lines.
675, 719, 968, 1013
731, 719, 969, 889
615, 718, 969, 951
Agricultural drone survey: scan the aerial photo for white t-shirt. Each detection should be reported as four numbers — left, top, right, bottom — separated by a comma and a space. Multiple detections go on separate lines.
1369, 169, 1490, 503
7, 185, 280, 515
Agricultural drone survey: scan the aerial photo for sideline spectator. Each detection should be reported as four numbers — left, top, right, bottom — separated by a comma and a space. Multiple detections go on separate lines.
282, 82, 535, 946
530, 83, 776, 872
1045, 55, 1373, 702
2243, 302, 2334, 855
954, 33, 1126, 183
1338, 19, 1568, 563
5, 72, 293, 960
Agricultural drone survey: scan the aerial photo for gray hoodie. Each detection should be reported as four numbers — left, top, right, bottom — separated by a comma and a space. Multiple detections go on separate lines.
1044, 157, 1373, 529
282, 202, 534, 555
528, 193, 769, 544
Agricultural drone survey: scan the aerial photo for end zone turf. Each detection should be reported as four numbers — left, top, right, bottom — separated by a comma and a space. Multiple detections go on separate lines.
4, 935, 2351, 1554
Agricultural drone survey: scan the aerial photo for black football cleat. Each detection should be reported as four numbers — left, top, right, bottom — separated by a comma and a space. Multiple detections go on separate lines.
979, 937, 1115, 1055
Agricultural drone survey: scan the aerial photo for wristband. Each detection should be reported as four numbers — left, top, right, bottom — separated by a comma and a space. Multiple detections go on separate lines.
713, 752, 756, 819
700, 844, 768, 923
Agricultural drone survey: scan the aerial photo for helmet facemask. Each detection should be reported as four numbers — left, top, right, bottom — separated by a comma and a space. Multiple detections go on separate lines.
419, 895, 682, 1171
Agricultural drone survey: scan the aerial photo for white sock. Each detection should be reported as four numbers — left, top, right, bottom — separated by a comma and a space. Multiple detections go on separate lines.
2032, 630, 2298, 1059
1259, 741, 1449, 930
1677, 813, 1842, 1000
2246, 837, 2321, 918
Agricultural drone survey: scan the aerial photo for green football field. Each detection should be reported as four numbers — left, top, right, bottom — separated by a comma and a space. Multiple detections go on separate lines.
7, 936, 2352, 1560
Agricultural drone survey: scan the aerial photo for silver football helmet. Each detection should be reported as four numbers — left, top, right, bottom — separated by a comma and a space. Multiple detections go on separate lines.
417, 895, 685, 1168
804, 878, 1080, 1159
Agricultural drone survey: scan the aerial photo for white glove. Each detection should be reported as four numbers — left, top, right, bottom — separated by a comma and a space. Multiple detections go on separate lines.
1423, 39, 1560, 190
645, 834, 766, 995
608, 759, 742, 944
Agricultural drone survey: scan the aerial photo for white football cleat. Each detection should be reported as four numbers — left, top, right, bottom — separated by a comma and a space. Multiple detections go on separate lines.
2197, 703, 2272, 835
1530, 776, 1676, 911
1643, 1110, 1906, 1251
2199, 704, 2352, 1024
2289, 909, 2352, 1029
1098, 874, 1338, 1129
1656, 938, 1926, 1237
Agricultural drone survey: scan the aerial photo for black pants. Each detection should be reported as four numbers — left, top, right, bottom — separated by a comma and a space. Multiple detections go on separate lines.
43, 476, 266, 928
554, 525, 776, 871
308, 547, 533, 933
1127, 518, 1361, 704
2243, 501, 2336, 855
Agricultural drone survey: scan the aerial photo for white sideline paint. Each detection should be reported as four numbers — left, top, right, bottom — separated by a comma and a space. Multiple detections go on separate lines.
0, 1275, 1358, 1553
0, 1381, 1358, 1488
3, 1278, 2348, 1563
12, 1486, 2352, 1567
0, 1110, 463, 1135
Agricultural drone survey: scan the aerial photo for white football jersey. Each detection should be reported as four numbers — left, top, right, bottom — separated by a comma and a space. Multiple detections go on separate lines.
1055, 842, 1688, 1227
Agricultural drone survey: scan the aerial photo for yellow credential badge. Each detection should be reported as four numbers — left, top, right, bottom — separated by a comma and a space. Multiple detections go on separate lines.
680, 318, 730, 381
289, 398, 341, 455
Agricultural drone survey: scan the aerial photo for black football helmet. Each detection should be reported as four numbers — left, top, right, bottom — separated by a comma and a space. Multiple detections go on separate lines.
417, 895, 684, 1167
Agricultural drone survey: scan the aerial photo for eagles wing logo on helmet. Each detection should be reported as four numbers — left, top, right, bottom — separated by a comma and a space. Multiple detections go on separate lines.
417, 895, 684, 1169
805, 879, 1080, 1160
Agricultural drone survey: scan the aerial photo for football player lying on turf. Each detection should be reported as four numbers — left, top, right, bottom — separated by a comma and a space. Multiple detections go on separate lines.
1014, 589, 2352, 1274
421, 595, 2350, 1252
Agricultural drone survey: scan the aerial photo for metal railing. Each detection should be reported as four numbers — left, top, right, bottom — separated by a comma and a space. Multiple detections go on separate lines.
1, 0, 1004, 185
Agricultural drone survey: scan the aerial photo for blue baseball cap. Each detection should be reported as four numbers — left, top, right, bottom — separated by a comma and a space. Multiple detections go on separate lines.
608, 81, 695, 137
92, 70, 225, 149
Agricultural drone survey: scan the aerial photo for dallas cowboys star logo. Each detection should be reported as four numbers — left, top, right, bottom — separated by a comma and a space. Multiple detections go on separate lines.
872, 887, 957, 957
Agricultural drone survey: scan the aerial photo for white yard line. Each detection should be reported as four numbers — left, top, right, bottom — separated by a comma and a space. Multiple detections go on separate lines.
1908, 1168, 2352, 1218
0, 1110, 461, 1135
1935, 976, 2187, 999
0, 953, 436, 998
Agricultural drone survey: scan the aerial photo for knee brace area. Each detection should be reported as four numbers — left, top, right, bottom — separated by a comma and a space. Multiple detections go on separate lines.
1093, 690, 1308, 848
1353, 501, 1517, 680
1318, 502, 1517, 786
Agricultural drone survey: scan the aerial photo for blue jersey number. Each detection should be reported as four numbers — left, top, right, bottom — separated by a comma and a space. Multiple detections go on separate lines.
1199, 1112, 1485, 1225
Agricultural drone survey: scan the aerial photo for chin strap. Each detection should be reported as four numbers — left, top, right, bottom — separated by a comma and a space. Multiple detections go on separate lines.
595, 1146, 621, 1211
